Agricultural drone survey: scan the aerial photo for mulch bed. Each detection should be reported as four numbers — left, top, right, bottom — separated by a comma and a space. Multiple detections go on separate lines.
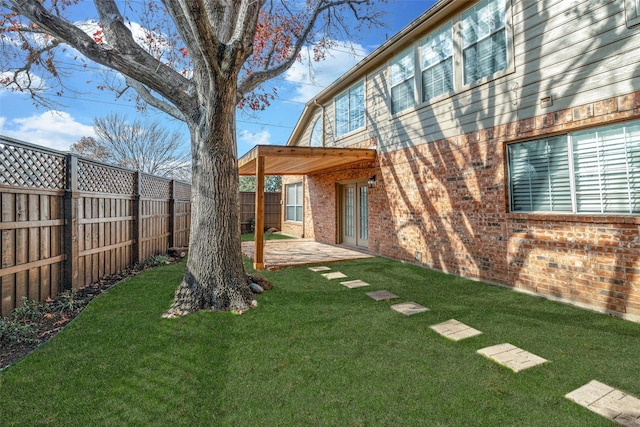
1, 254, 271, 371
0, 273, 124, 371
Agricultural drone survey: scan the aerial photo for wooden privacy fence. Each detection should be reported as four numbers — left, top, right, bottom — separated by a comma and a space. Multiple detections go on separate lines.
239, 191, 281, 233
0, 136, 191, 316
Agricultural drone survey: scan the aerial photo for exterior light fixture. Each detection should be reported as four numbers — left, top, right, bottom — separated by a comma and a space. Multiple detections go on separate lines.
368, 175, 377, 188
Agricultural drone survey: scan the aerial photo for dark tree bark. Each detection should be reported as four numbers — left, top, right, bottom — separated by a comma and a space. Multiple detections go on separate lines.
3, 0, 385, 316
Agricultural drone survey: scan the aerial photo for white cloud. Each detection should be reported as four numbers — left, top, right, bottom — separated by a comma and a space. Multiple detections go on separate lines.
284, 41, 369, 102
0, 110, 95, 151
239, 129, 271, 146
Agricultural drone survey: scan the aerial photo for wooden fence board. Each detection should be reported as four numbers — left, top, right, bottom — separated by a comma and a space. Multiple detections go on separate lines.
0, 138, 192, 315
28, 193, 40, 301
1, 192, 16, 316
40, 194, 51, 301
15, 193, 28, 308
239, 192, 282, 233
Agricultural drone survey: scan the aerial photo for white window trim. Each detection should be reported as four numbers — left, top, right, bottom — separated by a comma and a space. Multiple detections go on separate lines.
310, 115, 323, 147
507, 121, 640, 215
285, 182, 303, 222
420, 22, 455, 103
389, 47, 417, 115
334, 80, 366, 139
386, 0, 514, 119
625, 0, 640, 27
456, 0, 514, 90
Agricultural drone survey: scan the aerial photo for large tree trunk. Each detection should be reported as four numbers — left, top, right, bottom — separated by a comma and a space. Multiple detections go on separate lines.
163, 81, 254, 317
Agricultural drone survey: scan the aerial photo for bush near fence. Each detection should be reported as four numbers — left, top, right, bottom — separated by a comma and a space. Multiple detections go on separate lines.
0, 136, 191, 316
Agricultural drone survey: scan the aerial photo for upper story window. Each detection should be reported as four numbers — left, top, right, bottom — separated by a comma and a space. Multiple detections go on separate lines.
335, 81, 365, 137
390, 48, 415, 114
508, 120, 640, 214
461, 0, 508, 85
420, 22, 454, 101
310, 116, 323, 147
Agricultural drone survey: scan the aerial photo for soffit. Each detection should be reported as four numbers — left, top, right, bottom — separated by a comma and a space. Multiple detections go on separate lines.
237, 145, 377, 176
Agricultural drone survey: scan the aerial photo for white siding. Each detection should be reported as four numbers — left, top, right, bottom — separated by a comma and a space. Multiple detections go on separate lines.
290, 0, 640, 153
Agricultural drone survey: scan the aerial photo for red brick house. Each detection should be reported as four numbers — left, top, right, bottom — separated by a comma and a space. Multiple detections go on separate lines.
239, 0, 640, 322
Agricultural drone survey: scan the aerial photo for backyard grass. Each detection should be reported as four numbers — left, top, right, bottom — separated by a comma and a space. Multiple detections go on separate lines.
241, 232, 296, 241
1, 256, 638, 426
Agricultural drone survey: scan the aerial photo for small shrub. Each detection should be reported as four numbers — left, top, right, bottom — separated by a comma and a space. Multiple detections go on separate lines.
146, 255, 169, 268
134, 255, 170, 271
51, 290, 86, 314
0, 319, 38, 345
10, 298, 48, 323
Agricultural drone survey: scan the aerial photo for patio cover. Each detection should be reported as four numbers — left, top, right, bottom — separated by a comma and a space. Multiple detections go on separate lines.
237, 145, 377, 269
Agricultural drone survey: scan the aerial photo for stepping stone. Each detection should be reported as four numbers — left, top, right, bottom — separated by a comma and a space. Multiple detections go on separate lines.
309, 266, 331, 272
366, 290, 399, 301
477, 343, 548, 372
430, 319, 482, 341
390, 301, 429, 316
340, 279, 370, 289
321, 271, 347, 280
566, 380, 640, 426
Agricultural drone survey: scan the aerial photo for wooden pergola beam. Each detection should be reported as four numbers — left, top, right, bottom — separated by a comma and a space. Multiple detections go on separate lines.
254, 155, 265, 270
238, 145, 377, 270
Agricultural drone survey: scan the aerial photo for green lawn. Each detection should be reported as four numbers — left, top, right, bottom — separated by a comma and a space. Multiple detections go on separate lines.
1, 257, 638, 426
241, 232, 296, 241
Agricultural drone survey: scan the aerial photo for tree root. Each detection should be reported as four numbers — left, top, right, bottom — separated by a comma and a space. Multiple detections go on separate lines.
162, 276, 257, 318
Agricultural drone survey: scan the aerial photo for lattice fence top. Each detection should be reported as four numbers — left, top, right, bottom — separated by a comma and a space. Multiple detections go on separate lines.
0, 140, 66, 189
174, 181, 191, 201
78, 160, 135, 194
141, 173, 171, 199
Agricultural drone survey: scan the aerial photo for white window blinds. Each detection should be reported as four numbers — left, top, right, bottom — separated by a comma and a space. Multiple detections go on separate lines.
390, 48, 415, 114
508, 121, 640, 214
461, 0, 507, 85
420, 23, 454, 101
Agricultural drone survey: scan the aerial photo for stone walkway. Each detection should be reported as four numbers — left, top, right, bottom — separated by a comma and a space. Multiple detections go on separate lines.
566, 381, 640, 426
306, 264, 640, 425
477, 343, 548, 373
430, 319, 482, 341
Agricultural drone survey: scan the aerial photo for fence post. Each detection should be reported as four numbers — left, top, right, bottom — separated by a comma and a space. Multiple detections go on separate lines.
169, 180, 176, 249
63, 154, 79, 290
132, 171, 143, 265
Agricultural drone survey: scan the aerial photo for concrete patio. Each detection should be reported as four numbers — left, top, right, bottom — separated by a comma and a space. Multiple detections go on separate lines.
241, 238, 373, 269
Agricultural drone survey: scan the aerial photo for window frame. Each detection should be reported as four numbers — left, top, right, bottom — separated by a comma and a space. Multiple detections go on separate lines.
419, 21, 455, 103
459, 0, 511, 87
389, 47, 416, 115
507, 120, 640, 215
334, 80, 366, 138
285, 182, 304, 222
625, 0, 640, 27
385, 0, 513, 118
310, 115, 323, 147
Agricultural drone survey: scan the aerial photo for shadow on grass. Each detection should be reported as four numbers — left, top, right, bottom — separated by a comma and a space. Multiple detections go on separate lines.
1, 256, 637, 426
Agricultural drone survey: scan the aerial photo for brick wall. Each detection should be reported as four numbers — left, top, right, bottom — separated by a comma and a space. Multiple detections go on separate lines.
297, 90, 640, 322
369, 91, 640, 321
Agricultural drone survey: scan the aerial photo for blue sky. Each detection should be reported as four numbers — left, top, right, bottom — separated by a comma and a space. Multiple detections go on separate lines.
0, 1, 436, 157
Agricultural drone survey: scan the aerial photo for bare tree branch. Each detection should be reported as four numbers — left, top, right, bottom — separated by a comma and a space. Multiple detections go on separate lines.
124, 76, 186, 121
8, 0, 195, 116
237, 0, 382, 98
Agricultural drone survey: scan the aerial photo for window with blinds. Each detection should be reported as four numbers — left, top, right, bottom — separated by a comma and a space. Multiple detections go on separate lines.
508, 121, 640, 214
390, 48, 416, 114
285, 182, 303, 222
461, 0, 508, 85
420, 22, 454, 102
335, 81, 365, 137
